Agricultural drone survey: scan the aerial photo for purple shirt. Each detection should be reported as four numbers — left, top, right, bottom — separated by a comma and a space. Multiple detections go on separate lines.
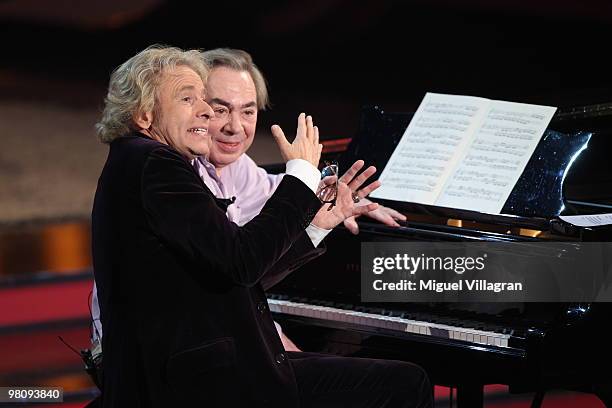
194, 154, 283, 226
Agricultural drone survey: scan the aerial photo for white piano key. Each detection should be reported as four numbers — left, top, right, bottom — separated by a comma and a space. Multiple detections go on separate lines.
267, 299, 513, 349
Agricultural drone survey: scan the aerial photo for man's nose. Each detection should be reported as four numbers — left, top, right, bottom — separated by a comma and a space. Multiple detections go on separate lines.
197, 99, 214, 120
225, 110, 243, 133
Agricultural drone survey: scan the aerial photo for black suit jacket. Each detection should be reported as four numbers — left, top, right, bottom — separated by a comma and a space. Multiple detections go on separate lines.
92, 134, 323, 407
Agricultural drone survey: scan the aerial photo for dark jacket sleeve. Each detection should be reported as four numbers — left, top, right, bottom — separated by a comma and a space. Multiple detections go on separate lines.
260, 232, 326, 291
141, 147, 321, 288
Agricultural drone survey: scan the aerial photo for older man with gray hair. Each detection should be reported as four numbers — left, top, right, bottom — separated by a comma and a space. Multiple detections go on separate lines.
199, 48, 406, 234
197, 48, 407, 351
91, 44, 431, 407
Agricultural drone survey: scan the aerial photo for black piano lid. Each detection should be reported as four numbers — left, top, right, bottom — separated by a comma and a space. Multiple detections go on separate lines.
339, 104, 612, 231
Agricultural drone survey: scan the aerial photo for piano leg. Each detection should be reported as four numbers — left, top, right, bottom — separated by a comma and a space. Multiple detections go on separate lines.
456, 384, 483, 408
595, 393, 612, 408
530, 390, 545, 408
593, 381, 612, 408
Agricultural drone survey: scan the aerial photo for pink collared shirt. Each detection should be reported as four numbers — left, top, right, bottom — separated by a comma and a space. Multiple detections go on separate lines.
194, 154, 283, 226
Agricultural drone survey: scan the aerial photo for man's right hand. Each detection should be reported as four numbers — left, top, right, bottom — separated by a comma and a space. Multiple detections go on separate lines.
312, 180, 380, 230
271, 113, 322, 168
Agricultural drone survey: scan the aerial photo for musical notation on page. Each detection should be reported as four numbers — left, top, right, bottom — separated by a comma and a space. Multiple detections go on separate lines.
559, 213, 612, 227
370, 93, 557, 214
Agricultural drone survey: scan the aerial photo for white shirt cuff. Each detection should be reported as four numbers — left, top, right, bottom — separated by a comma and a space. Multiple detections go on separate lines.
306, 223, 331, 248
285, 159, 320, 194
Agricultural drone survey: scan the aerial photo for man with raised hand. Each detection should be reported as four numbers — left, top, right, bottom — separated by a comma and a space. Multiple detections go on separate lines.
200, 48, 406, 235
91, 44, 431, 407
198, 48, 405, 351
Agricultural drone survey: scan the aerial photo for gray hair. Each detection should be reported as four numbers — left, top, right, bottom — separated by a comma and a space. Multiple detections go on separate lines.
95, 44, 209, 143
201, 48, 270, 110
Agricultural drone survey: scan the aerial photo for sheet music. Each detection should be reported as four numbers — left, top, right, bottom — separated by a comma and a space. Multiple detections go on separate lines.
436, 100, 557, 213
559, 213, 612, 227
371, 93, 489, 204
370, 93, 557, 214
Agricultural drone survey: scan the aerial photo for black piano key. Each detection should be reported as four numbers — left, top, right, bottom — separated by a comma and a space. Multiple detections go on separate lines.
268, 295, 527, 339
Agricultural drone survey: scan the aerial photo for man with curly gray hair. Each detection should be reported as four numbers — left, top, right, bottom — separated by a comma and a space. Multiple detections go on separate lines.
90, 44, 432, 407
95, 45, 209, 146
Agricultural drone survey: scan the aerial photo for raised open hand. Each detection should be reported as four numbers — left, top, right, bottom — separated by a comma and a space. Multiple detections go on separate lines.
271, 113, 322, 168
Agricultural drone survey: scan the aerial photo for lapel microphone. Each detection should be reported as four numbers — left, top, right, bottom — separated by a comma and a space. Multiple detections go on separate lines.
215, 196, 236, 212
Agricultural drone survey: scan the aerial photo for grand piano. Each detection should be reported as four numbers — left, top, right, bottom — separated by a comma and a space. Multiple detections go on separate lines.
264, 103, 612, 407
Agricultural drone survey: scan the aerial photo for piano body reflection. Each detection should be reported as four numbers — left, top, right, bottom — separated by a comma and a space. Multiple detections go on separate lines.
264, 104, 612, 407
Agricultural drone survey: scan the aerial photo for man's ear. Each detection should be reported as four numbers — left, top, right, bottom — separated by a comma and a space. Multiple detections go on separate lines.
133, 109, 153, 130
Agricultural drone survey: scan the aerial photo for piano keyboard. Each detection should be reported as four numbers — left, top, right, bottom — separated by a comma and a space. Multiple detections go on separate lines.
268, 298, 512, 349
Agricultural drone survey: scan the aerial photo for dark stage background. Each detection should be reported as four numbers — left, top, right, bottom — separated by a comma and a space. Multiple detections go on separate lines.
1, 2, 611, 406
3, 0, 612, 137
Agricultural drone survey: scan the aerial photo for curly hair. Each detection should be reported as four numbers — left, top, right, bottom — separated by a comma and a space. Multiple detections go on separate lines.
95, 44, 209, 143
